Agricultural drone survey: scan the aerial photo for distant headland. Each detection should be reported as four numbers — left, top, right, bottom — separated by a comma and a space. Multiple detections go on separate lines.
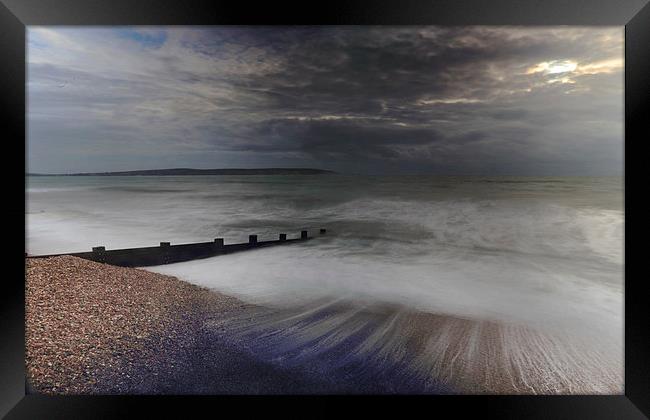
28, 168, 337, 176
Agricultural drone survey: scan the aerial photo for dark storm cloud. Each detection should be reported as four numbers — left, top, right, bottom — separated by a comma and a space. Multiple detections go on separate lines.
28, 26, 623, 174
239, 118, 449, 159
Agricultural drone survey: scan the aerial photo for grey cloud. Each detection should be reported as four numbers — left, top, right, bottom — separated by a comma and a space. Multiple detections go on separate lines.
245, 118, 447, 159
27, 26, 623, 175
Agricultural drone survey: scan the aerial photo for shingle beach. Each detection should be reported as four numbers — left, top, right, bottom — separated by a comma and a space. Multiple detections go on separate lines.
25, 255, 246, 394
25, 255, 622, 395
26, 255, 362, 394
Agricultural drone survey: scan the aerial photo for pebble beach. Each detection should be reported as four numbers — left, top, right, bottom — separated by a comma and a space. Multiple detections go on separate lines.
26, 255, 372, 394
25, 255, 622, 395
25, 255, 250, 394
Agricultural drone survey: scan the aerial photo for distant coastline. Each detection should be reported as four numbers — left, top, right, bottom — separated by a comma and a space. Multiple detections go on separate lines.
27, 168, 336, 176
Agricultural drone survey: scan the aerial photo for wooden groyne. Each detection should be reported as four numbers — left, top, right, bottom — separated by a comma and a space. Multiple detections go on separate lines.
26, 228, 327, 268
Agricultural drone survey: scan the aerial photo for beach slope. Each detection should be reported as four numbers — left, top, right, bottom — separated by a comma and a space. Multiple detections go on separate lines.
25, 256, 343, 394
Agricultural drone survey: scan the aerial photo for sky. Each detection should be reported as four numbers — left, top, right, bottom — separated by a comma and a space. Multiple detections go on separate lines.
27, 26, 623, 175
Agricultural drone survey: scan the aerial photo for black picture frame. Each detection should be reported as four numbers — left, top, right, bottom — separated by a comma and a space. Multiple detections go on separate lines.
2, 0, 649, 418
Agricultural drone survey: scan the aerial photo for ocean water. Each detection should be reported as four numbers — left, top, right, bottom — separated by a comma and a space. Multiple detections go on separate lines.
26, 175, 624, 393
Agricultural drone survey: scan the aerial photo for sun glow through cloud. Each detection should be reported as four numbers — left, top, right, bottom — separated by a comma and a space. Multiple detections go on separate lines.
526, 60, 578, 75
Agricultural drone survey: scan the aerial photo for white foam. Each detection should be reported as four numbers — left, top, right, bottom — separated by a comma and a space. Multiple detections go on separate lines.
26, 176, 623, 357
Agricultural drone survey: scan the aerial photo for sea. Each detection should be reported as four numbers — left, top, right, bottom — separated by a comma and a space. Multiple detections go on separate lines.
26, 174, 624, 393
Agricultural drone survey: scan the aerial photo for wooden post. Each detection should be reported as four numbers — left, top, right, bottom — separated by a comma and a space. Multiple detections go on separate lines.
214, 238, 224, 247
159, 242, 171, 264
279, 233, 287, 241
320, 228, 327, 234
249, 235, 258, 244
92, 246, 106, 263
301, 230, 308, 239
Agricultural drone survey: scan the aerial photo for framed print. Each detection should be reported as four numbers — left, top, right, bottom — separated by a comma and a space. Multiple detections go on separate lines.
1, 0, 649, 418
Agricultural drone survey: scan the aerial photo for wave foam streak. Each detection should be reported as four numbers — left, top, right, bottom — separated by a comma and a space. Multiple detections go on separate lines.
27, 175, 624, 393
208, 299, 622, 394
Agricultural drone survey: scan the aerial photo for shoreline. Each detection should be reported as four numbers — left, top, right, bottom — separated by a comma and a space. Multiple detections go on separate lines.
26, 256, 336, 394
27, 255, 427, 394
26, 256, 622, 394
